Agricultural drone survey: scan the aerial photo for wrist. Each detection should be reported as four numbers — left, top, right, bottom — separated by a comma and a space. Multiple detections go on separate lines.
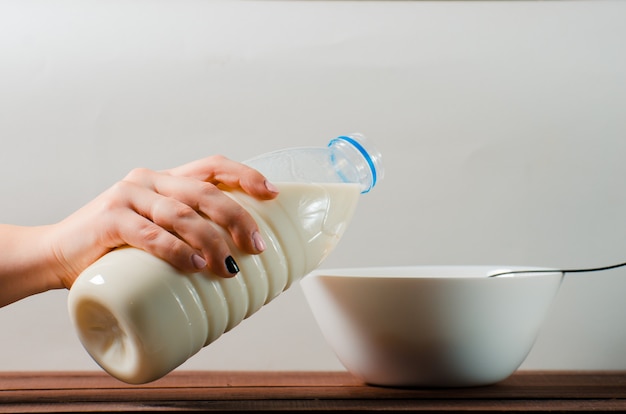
0, 224, 65, 307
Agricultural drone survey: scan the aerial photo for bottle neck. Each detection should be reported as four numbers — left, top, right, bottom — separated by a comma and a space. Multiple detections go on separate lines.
328, 134, 383, 194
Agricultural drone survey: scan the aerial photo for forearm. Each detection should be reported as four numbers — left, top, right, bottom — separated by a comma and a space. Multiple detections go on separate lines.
0, 224, 64, 307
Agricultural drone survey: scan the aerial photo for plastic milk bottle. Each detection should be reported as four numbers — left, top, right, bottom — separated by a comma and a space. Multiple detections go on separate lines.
67, 133, 384, 384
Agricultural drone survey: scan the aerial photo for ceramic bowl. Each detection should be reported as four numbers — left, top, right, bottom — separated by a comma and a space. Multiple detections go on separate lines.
300, 266, 563, 388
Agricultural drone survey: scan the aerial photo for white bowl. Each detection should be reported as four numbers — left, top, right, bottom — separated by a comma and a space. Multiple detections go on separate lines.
300, 266, 563, 388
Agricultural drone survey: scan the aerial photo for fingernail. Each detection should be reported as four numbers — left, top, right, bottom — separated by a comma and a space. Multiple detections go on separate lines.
252, 231, 266, 252
265, 180, 279, 194
192, 254, 207, 269
225, 256, 239, 274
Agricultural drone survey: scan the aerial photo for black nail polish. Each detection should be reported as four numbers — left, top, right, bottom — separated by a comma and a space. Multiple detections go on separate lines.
225, 256, 239, 274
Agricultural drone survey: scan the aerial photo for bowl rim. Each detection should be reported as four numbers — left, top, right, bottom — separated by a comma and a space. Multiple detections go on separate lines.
305, 265, 563, 280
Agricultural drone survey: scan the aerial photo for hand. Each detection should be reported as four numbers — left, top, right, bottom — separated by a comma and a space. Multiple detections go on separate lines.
47, 155, 279, 290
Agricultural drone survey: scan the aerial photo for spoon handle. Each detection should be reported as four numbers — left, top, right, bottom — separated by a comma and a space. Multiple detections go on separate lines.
489, 261, 626, 278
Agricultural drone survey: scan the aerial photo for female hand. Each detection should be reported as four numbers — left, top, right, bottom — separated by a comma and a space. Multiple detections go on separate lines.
0, 155, 279, 306
52, 155, 279, 288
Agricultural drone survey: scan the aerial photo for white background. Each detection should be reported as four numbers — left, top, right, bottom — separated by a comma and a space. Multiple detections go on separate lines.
1, 0, 626, 373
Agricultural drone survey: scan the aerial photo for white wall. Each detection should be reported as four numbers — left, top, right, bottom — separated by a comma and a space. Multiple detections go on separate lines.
1, 0, 626, 372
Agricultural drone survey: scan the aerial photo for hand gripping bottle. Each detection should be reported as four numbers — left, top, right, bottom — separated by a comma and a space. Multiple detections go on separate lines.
67, 133, 384, 384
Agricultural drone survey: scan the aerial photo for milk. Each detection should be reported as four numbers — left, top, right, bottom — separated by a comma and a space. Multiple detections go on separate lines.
68, 182, 361, 384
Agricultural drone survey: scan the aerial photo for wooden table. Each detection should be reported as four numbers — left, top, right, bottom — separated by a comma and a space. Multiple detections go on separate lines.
2, 370, 626, 412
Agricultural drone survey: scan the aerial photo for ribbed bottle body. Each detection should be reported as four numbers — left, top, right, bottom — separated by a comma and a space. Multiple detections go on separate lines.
68, 182, 361, 384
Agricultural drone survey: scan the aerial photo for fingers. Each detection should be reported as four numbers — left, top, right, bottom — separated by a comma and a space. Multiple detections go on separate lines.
109, 179, 241, 278
165, 155, 279, 200
119, 163, 277, 278
80, 155, 277, 280
113, 206, 214, 274
124, 168, 266, 255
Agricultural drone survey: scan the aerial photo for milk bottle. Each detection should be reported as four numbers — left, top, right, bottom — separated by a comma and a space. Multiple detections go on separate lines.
67, 133, 383, 384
